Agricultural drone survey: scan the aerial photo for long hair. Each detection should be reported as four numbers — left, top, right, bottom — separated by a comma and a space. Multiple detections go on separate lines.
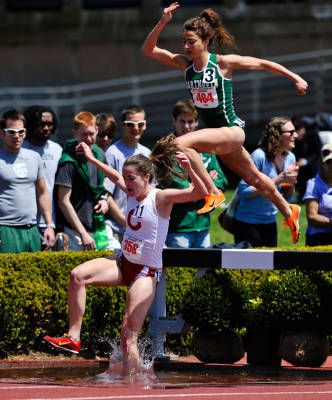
183, 8, 236, 53
24, 105, 58, 139
258, 116, 291, 161
150, 133, 187, 184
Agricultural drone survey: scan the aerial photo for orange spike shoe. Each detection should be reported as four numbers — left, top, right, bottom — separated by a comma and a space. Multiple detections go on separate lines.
197, 192, 226, 215
282, 204, 301, 244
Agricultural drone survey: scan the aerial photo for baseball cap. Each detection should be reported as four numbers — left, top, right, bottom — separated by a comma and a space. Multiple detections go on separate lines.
321, 143, 332, 163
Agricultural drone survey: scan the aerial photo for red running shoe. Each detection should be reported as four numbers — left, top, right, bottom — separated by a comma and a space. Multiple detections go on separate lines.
44, 334, 81, 354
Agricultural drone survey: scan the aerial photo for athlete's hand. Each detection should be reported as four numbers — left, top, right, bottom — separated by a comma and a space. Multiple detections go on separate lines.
176, 151, 191, 173
75, 142, 95, 161
208, 169, 219, 180
295, 76, 308, 96
161, 2, 180, 24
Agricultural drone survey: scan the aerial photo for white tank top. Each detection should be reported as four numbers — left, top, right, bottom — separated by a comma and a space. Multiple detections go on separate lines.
122, 188, 169, 269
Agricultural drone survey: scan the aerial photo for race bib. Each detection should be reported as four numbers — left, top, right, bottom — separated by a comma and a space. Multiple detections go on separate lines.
122, 233, 144, 262
192, 88, 218, 108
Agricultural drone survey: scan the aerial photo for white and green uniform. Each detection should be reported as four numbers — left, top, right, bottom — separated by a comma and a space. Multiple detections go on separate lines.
185, 53, 245, 129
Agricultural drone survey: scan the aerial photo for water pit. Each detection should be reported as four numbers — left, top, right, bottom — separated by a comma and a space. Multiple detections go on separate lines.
1, 358, 331, 389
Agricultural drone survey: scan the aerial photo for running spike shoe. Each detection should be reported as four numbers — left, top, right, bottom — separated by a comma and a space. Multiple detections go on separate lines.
197, 192, 226, 215
282, 204, 301, 244
44, 334, 81, 354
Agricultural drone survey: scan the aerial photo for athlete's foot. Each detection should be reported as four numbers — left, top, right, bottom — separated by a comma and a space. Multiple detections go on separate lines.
197, 192, 226, 215
282, 204, 301, 244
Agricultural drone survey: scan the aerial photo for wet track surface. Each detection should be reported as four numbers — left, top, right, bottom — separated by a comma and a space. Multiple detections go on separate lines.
1, 358, 332, 389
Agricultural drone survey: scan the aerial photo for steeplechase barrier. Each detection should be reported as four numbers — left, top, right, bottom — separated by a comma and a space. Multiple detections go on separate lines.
149, 248, 332, 358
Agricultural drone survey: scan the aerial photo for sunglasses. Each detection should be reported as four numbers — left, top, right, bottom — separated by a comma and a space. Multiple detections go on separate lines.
322, 149, 332, 157
3, 128, 26, 137
40, 121, 54, 128
281, 129, 296, 136
123, 120, 146, 129
98, 132, 113, 138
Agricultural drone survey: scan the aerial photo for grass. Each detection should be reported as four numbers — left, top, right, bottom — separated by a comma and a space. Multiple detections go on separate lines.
209, 189, 306, 248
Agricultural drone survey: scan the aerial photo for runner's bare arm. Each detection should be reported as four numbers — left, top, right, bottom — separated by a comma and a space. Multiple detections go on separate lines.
219, 54, 308, 95
142, 2, 188, 70
76, 142, 127, 192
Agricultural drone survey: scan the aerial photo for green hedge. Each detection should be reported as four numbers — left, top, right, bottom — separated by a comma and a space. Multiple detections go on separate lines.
0, 251, 196, 356
1, 249, 332, 357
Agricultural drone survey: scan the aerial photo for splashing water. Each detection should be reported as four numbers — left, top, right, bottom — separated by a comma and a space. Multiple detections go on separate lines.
94, 336, 158, 387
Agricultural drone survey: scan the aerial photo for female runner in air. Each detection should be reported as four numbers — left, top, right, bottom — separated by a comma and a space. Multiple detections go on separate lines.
142, 2, 308, 243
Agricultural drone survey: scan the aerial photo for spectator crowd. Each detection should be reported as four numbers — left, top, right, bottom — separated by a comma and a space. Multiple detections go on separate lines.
0, 103, 332, 253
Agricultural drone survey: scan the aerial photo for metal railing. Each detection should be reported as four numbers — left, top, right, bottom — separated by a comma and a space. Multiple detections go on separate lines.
0, 48, 331, 144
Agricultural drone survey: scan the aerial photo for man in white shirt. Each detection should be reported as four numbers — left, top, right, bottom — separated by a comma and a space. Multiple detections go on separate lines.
105, 105, 151, 240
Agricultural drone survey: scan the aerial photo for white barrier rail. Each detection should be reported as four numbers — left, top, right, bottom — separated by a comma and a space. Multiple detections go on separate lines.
150, 248, 332, 358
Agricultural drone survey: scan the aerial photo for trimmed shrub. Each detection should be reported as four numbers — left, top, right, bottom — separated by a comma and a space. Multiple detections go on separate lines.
0, 251, 127, 355
181, 269, 250, 334
253, 270, 331, 331
0, 252, 197, 356
1, 250, 332, 357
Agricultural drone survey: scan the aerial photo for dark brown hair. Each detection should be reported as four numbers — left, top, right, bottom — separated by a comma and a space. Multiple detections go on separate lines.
121, 105, 145, 122
150, 133, 187, 184
183, 8, 236, 52
96, 113, 116, 138
124, 154, 155, 183
124, 134, 188, 185
172, 98, 198, 121
0, 109, 25, 129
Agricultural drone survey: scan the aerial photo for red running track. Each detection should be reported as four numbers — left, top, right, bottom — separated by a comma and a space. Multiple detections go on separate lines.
1, 382, 332, 400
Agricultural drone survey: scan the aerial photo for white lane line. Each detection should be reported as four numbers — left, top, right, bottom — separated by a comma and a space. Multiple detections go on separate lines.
8, 389, 332, 400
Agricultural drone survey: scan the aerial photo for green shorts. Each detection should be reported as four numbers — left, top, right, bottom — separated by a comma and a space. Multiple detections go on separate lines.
0, 224, 41, 253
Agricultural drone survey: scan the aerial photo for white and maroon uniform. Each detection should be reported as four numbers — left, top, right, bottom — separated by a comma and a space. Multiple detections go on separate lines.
120, 188, 169, 286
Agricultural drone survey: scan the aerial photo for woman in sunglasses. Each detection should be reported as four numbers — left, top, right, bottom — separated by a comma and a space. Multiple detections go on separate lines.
142, 2, 308, 244
303, 143, 332, 246
232, 116, 299, 247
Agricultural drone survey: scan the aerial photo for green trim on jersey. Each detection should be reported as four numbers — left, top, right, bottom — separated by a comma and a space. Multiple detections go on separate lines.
185, 53, 245, 128
161, 153, 228, 233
